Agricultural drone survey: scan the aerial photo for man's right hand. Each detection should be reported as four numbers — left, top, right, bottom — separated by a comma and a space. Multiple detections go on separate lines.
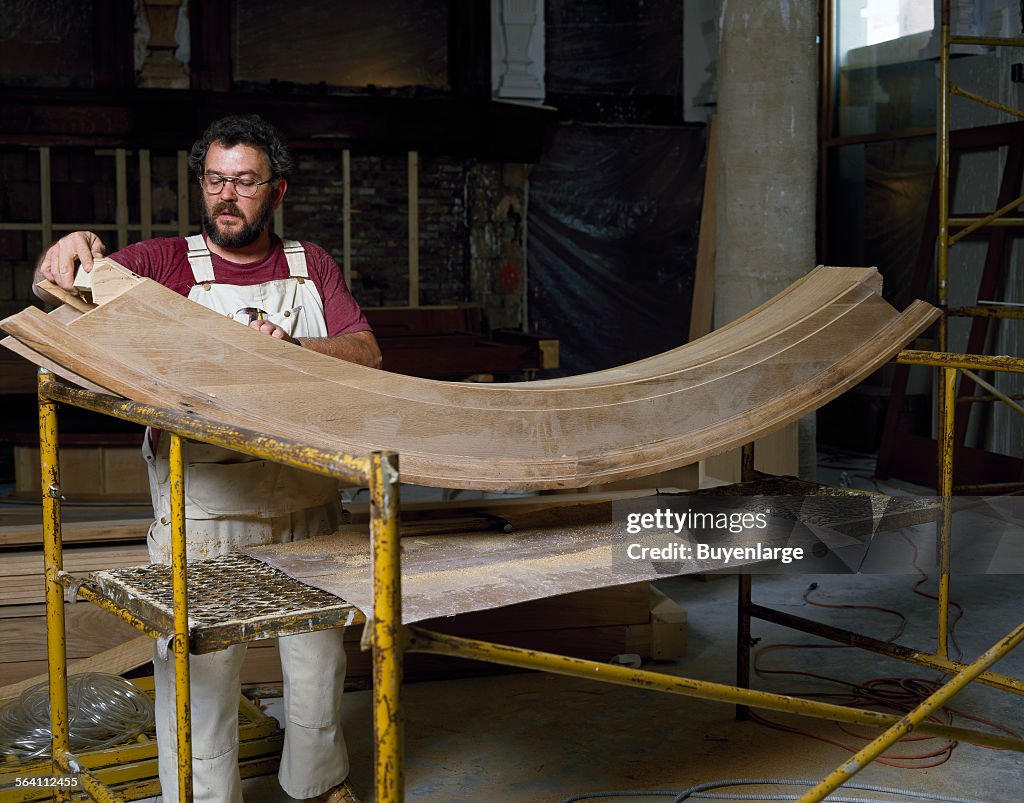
35, 231, 106, 292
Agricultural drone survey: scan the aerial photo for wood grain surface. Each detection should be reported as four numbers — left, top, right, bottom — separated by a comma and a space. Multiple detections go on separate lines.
0, 263, 939, 491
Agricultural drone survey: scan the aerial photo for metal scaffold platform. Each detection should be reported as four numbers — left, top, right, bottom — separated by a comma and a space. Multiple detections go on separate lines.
15, 346, 1024, 802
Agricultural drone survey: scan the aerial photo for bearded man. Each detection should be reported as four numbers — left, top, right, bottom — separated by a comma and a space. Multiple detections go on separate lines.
35, 114, 376, 803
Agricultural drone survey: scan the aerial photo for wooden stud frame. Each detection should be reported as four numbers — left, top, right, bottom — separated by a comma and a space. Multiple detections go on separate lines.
0, 146, 200, 254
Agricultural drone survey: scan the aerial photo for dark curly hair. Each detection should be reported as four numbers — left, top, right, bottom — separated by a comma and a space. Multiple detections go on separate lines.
188, 115, 293, 180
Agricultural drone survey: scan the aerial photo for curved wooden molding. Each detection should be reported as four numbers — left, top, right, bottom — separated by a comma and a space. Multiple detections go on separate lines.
1, 264, 939, 490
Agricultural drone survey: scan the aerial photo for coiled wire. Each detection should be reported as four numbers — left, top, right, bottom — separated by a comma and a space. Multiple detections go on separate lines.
559, 778, 984, 803
0, 673, 154, 758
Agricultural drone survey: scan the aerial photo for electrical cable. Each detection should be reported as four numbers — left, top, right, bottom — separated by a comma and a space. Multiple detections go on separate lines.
563, 474, 1006, 802
0, 672, 154, 758
557, 777, 984, 803
747, 537, 1022, 769
748, 577, 958, 767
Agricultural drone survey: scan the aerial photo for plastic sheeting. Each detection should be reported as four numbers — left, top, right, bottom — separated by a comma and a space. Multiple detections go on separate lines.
527, 123, 707, 376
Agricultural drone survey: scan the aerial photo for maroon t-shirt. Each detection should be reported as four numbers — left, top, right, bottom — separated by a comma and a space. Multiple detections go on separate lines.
109, 234, 371, 337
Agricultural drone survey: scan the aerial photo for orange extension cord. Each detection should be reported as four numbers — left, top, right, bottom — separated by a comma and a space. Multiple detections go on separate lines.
750, 532, 1020, 768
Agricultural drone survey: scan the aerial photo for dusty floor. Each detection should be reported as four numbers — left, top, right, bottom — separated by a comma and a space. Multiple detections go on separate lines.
133, 450, 1024, 801
231, 574, 1021, 803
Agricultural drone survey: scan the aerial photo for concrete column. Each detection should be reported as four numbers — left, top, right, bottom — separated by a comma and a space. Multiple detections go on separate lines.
715, 0, 818, 477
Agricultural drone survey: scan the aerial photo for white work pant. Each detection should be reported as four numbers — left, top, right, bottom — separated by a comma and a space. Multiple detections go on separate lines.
153, 628, 349, 802
144, 437, 349, 801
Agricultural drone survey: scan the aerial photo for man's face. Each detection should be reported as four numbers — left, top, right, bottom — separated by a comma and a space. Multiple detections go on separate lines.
200, 142, 282, 249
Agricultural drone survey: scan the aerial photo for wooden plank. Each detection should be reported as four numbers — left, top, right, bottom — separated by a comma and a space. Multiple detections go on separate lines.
13, 443, 149, 500
0, 505, 151, 528
704, 422, 799, 484
0, 264, 940, 492
0, 543, 149, 605
415, 583, 655, 635
40, 147, 52, 248
246, 515, 769, 624
0, 636, 152, 701
689, 114, 717, 341
0, 604, 143, 663
408, 150, 420, 307
0, 659, 46, 690
0, 604, 45, 619
0, 518, 150, 549
115, 147, 128, 248
139, 149, 152, 241
33, 280, 95, 312
84, 257, 144, 305
342, 149, 352, 288
0, 301, 108, 393
1, 545, 149, 577
177, 151, 190, 236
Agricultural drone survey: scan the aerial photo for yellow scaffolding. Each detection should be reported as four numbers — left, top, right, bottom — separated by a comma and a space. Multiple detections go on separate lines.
933, 0, 1024, 494
32, 348, 1024, 802
938, 0, 1024, 346
34, 370, 393, 802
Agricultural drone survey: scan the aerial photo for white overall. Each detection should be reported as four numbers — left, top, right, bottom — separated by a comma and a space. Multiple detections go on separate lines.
147, 236, 349, 802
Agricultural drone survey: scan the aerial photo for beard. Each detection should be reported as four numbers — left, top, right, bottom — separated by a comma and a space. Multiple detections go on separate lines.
201, 195, 275, 249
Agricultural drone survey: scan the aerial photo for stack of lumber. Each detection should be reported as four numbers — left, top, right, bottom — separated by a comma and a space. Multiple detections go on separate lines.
11, 435, 150, 501
0, 516, 151, 690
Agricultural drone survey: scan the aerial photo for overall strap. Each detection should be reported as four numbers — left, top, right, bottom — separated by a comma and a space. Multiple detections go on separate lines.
184, 234, 215, 284
282, 239, 310, 279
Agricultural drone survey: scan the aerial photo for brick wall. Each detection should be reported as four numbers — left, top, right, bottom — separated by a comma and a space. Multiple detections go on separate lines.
286, 150, 525, 328
0, 146, 528, 332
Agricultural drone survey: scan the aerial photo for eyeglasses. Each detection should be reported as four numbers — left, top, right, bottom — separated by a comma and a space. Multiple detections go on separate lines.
200, 172, 274, 198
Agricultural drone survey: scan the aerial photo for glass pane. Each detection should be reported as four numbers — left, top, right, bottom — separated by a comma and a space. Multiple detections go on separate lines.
835, 0, 936, 137
837, 0, 933, 56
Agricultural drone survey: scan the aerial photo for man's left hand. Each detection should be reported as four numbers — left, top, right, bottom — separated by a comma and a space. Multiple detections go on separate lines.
248, 319, 298, 344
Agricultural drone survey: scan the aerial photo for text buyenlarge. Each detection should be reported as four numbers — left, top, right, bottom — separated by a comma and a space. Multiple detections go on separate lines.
626, 542, 804, 564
